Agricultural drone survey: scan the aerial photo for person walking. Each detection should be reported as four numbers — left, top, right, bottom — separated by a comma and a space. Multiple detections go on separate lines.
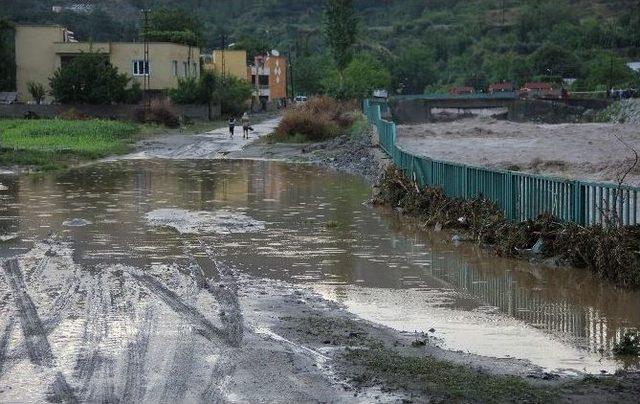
228, 116, 236, 137
241, 112, 250, 139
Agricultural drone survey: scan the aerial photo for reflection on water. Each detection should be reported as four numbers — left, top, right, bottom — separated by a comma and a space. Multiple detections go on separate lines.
0, 159, 639, 373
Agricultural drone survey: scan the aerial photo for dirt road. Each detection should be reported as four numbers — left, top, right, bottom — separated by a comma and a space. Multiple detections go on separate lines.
129, 117, 281, 160
397, 118, 640, 186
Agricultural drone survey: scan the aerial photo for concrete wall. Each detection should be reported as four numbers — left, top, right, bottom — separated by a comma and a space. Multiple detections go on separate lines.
110, 43, 200, 90
0, 103, 217, 121
206, 50, 248, 81
15, 26, 66, 104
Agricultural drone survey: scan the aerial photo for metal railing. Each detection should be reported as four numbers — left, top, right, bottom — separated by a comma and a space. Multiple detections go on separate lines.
364, 99, 640, 226
390, 92, 517, 101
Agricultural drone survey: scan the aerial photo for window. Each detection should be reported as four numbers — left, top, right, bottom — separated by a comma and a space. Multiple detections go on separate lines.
183, 61, 188, 77
172, 60, 178, 77
192, 63, 197, 76
133, 60, 150, 76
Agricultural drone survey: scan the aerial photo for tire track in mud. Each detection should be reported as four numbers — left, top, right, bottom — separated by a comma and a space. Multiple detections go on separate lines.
2, 259, 78, 403
2, 275, 80, 364
72, 273, 118, 403
158, 332, 196, 403
129, 272, 232, 345
120, 307, 154, 403
192, 239, 244, 347
0, 319, 14, 377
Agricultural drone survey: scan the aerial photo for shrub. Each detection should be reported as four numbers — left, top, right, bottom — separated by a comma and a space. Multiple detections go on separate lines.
613, 331, 640, 357
275, 96, 357, 141
134, 98, 179, 128
50, 51, 136, 104
27, 81, 45, 104
169, 76, 204, 104
58, 108, 91, 120
169, 71, 251, 117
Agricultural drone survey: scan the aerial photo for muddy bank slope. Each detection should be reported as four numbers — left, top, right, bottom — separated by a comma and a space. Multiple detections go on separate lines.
397, 117, 640, 186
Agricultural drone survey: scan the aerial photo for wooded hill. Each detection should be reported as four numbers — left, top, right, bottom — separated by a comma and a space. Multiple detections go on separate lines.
2, 0, 639, 93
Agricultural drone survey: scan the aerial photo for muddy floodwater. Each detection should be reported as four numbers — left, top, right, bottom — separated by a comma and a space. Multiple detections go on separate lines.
2, 159, 640, 383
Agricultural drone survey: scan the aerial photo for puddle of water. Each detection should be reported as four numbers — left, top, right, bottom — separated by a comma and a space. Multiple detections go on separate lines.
1, 159, 639, 374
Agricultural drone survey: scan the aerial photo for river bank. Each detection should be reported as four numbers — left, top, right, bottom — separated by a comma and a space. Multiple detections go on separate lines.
396, 117, 640, 186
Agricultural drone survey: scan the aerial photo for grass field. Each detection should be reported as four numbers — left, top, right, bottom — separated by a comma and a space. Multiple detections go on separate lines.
0, 119, 140, 170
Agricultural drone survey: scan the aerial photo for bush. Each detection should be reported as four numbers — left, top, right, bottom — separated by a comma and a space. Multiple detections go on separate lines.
50, 51, 137, 104
613, 331, 640, 357
170, 76, 205, 104
275, 96, 357, 142
169, 71, 251, 116
58, 108, 91, 120
27, 81, 45, 104
134, 98, 179, 128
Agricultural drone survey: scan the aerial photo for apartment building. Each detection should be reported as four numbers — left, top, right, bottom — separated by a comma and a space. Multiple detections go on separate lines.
15, 25, 200, 103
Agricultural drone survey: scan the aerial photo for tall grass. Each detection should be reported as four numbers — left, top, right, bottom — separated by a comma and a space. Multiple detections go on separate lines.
0, 119, 139, 169
273, 96, 358, 142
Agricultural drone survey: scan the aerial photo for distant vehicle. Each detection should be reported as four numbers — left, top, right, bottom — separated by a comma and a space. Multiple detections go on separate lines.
373, 89, 388, 100
294, 95, 308, 104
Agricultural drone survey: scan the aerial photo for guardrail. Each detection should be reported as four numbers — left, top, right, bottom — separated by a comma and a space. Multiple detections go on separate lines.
364, 99, 640, 226
389, 92, 517, 101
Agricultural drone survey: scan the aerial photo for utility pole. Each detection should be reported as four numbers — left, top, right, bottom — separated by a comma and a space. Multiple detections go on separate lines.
288, 49, 295, 99
220, 33, 228, 79
141, 9, 151, 114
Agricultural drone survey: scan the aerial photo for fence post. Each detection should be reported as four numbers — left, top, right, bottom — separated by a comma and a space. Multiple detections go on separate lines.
572, 180, 585, 225
505, 172, 514, 221
462, 166, 468, 199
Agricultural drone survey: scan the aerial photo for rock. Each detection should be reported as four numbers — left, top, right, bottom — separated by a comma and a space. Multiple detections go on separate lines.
434, 222, 443, 232
0, 183, 8, 191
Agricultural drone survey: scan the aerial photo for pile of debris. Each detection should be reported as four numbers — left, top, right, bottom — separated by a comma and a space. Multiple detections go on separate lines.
305, 130, 382, 182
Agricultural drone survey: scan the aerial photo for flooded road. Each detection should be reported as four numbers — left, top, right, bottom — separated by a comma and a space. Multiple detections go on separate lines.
1, 159, 639, 400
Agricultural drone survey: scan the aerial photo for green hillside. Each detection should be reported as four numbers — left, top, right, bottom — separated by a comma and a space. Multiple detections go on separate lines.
1, 0, 639, 93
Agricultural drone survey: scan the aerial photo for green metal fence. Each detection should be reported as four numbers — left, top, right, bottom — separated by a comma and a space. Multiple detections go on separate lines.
364, 99, 640, 226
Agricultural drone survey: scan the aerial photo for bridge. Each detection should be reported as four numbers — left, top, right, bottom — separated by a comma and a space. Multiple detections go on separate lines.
383, 92, 611, 124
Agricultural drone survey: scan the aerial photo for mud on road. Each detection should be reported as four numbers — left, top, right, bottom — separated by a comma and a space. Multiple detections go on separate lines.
0, 237, 395, 402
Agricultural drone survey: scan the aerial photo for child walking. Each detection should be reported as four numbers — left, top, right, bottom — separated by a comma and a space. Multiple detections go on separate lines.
228, 116, 236, 137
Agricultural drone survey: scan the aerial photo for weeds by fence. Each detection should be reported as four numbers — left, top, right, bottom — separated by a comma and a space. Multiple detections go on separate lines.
364, 99, 640, 226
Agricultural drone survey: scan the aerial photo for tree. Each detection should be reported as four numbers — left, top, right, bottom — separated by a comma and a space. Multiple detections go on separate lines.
50, 51, 139, 104
144, 8, 203, 46
27, 82, 45, 104
324, 53, 390, 99
529, 43, 581, 78
170, 70, 251, 116
0, 18, 15, 91
391, 47, 436, 94
292, 54, 332, 95
324, 0, 359, 71
582, 51, 636, 90
215, 75, 253, 115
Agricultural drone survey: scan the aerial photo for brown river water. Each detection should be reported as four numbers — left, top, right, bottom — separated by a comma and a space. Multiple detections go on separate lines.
1, 159, 639, 375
